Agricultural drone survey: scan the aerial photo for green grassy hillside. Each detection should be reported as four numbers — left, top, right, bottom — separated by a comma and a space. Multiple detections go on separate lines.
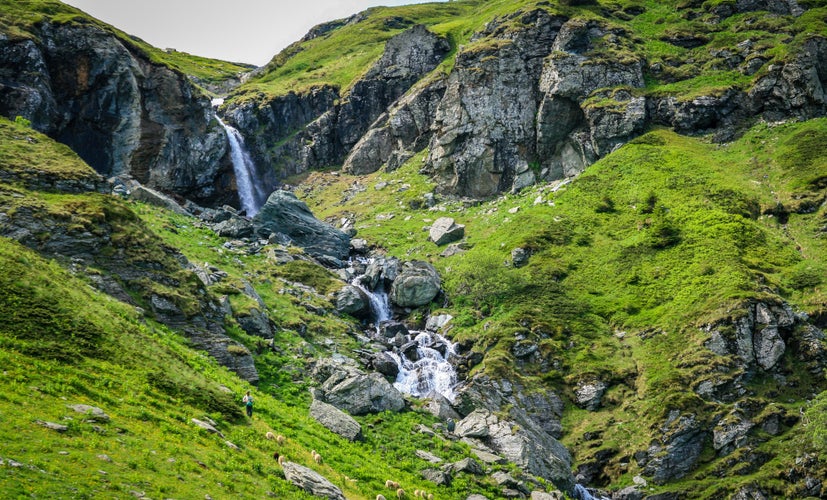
300, 118, 827, 497
0, 115, 510, 499
229, 0, 827, 105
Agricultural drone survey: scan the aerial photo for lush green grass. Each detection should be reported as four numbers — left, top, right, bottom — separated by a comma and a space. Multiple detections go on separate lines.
0, 120, 516, 499
301, 118, 827, 496
0, 116, 101, 183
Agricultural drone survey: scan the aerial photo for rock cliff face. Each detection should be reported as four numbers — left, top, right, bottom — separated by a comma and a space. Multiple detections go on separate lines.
224, 3, 826, 200
225, 24, 450, 179
0, 22, 235, 206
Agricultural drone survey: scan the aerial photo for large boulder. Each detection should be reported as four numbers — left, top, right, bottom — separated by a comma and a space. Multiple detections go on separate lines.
312, 358, 405, 415
309, 399, 363, 442
429, 217, 465, 246
335, 285, 371, 319
389, 261, 441, 308
455, 409, 574, 493
252, 190, 350, 265
281, 461, 345, 500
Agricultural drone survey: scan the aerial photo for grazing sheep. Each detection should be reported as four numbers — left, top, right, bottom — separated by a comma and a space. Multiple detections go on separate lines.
311, 450, 322, 464
278, 455, 285, 466
392, 481, 400, 489
396, 488, 405, 499
265, 431, 276, 440
276, 434, 285, 445
414, 490, 421, 498
427, 494, 433, 500
385, 480, 394, 489
376, 495, 387, 500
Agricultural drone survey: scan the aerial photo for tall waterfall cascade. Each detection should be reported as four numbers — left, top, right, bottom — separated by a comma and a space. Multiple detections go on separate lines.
212, 101, 268, 216
352, 259, 458, 402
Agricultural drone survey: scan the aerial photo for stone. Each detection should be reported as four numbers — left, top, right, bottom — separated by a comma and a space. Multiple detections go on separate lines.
643, 411, 707, 483
253, 190, 350, 265
389, 261, 441, 307
372, 352, 400, 378
191, 418, 224, 438
424, 391, 461, 420
309, 399, 363, 442
574, 380, 608, 411
36, 420, 68, 432
236, 308, 273, 339
415, 450, 443, 463
446, 457, 484, 475
66, 404, 110, 422
335, 285, 371, 319
421, 467, 452, 486
281, 461, 345, 500
511, 247, 529, 268
429, 217, 465, 246
530, 492, 565, 500
313, 359, 405, 415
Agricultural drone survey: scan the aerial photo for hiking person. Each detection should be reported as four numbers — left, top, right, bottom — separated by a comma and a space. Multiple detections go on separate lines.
243, 390, 253, 417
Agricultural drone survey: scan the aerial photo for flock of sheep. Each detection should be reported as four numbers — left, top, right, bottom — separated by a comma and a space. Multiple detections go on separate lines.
265, 431, 435, 499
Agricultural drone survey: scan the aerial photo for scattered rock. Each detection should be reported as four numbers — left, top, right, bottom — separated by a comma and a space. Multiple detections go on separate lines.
191, 418, 225, 438
35, 420, 68, 433
421, 467, 452, 486
309, 399, 363, 442
282, 461, 345, 500
416, 450, 443, 463
389, 260, 441, 307
66, 404, 110, 422
429, 217, 465, 246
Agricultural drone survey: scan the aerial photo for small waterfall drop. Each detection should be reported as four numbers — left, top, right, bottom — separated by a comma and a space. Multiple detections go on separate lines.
353, 258, 458, 402
214, 114, 268, 217
574, 483, 610, 500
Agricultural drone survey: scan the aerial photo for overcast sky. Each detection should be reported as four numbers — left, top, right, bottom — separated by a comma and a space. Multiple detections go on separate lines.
63, 0, 444, 66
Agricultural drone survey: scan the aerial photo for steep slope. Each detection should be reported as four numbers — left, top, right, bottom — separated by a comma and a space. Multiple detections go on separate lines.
0, 0, 253, 206
0, 116, 522, 500
301, 118, 827, 498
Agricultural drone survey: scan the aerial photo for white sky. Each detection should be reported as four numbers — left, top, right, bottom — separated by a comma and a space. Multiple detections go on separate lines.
63, 0, 445, 66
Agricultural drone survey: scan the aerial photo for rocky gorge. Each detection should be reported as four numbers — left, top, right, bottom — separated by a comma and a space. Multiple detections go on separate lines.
2, 0, 827, 499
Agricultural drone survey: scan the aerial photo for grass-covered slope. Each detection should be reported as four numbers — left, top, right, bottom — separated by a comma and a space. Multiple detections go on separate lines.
299, 118, 827, 497
0, 0, 254, 89
0, 116, 515, 499
230, 0, 827, 105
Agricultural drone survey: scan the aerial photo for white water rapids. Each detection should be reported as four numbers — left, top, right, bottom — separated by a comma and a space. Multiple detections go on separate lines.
352, 263, 458, 402
214, 113, 268, 217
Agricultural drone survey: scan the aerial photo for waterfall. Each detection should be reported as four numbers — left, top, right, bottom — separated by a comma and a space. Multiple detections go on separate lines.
353, 258, 458, 402
574, 484, 610, 500
390, 332, 458, 401
215, 115, 268, 217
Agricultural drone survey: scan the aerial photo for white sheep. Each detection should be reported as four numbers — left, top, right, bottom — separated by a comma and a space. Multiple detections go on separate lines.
276, 434, 286, 445
396, 488, 405, 499
278, 455, 285, 466
376, 495, 387, 500
265, 431, 275, 440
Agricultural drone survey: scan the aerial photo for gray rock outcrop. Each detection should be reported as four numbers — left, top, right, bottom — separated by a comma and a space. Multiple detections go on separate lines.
0, 20, 235, 206
309, 399, 363, 442
252, 190, 350, 266
282, 461, 346, 500
389, 260, 441, 308
312, 358, 405, 415
455, 409, 574, 493
643, 410, 707, 484
226, 24, 449, 180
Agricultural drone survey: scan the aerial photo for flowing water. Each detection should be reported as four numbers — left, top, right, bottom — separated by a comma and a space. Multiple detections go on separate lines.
215, 115, 268, 217
353, 259, 458, 402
